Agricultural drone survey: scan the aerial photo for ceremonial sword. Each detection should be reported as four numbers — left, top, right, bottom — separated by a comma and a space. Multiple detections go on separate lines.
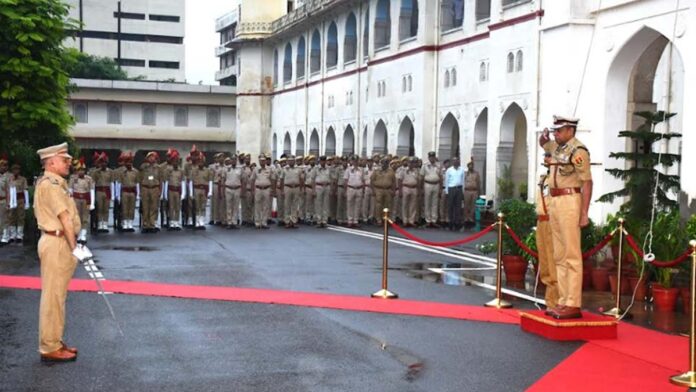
81, 257, 125, 337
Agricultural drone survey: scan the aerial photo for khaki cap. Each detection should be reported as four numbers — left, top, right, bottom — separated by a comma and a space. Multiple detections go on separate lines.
37, 142, 72, 160
551, 115, 579, 130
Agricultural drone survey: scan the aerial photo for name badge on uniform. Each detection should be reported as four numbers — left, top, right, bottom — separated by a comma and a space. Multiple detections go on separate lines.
148, 176, 154, 181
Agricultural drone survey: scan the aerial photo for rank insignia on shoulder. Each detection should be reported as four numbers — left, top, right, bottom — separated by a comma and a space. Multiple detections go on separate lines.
573, 156, 584, 165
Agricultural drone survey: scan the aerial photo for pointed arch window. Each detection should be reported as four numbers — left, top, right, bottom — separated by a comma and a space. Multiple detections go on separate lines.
296, 36, 306, 79
310, 30, 321, 73
344, 13, 357, 63
326, 22, 338, 68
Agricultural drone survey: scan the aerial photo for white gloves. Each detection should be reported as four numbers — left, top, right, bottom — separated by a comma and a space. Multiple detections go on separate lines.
207, 180, 213, 198
90, 188, 96, 210
72, 244, 93, 263
24, 190, 30, 210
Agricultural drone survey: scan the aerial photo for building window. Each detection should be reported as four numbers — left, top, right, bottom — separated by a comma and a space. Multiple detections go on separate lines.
515, 50, 523, 72
296, 36, 306, 79
116, 58, 145, 67
149, 60, 180, 69
377, 80, 387, 97
74, 30, 183, 44
113, 12, 145, 20
441, 0, 464, 32
326, 22, 338, 68
507, 52, 514, 73
73, 102, 88, 123
327, 95, 335, 108
344, 13, 357, 63
283, 43, 293, 83
273, 49, 279, 86
374, 0, 391, 50
363, 9, 370, 58
444, 70, 450, 87
107, 103, 121, 125
479, 61, 488, 81
399, 0, 418, 40
174, 106, 188, 127
407, 75, 412, 91
206, 107, 221, 128
142, 104, 156, 126
310, 29, 321, 74
476, 0, 491, 21
451, 68, 457, 86
149, 14, 181, 22
401, 74, 413, 93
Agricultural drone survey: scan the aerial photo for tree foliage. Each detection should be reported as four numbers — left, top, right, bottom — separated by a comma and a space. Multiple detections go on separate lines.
597, 111, 681, 222
0, 0, 79, 178
67, 51, 129, 80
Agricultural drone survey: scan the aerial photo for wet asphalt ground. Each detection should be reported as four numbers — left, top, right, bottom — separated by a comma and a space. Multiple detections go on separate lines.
0, 223, 581, 391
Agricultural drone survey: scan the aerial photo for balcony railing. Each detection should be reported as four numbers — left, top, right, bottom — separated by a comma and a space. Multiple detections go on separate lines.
236, 21, 274, 37
215, 45, 233, 57
215, 66, 237, 81
215, 10, 238, 32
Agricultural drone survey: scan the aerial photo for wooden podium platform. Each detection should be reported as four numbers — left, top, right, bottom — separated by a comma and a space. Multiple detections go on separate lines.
520, 310, 618, 341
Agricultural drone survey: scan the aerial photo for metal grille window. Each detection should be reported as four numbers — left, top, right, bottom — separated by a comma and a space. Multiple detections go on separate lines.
206, 107, 221, 128
174, 106, 188, 127
142, 104, 156, 126
107, 103, 121, 125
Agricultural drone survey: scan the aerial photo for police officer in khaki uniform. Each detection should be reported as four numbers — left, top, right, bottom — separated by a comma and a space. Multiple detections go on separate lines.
222, 155, 244, 229
251, 155, 275, 229
344, 156, 364, 228
371, 158, 396, 225
241, 154, 255, 226
34, 142, 84, 362
463, 159, 481, 226
539, 115, 592, 319
164, 149, 185, 230
312, 156, 332, 228
69, 159, 94, 243
139, 152, 162, 233
275, 157, 286, 225
189, 153, 213, 230
210, 153, 225, 225
116, 152, 138, 232
280, 155, 304, 228
335, 158, 348, 225
303, 155, 316, 224
420, 152, 442, 228
361, 156, 376, 224
89, 152, 114, 233
398, 158, 420, 227
0, 156, 10, 245
7, 163, 29, 242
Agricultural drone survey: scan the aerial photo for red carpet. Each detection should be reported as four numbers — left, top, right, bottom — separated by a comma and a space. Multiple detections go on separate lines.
0, 274, 519, 324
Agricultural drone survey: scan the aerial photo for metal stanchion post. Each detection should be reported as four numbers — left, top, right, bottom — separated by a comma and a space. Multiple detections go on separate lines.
372, 208, 398, 299
485, 213, 512, 309
670, 240, 696, 388
604, 218, 631, 319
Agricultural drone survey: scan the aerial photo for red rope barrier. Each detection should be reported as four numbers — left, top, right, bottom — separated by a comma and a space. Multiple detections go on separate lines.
582, 232, 614, 261
624, 233, 693, 268
504, 225, 539, 259
388, 221, 496, 248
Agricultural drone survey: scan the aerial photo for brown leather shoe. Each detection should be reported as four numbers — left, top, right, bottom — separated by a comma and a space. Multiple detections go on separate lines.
553, 306, 582, 320
61, 342, 78, 355
544, 305, 563, 317
41, 348, 77, 362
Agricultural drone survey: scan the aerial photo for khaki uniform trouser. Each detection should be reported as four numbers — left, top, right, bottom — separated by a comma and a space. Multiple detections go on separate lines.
212, 186, 224, 222
121, 192, 136, 220
284, 186, 301, 224
96, 191, 109, 222
336, 187, 346, 223
346, 188, 363, 224
276, 190, 284, 221
536, 218, 558, 308
374, 189, 393, 223
423, 183, 439, 223
74, 199, 90, 228
168, 191, 181, 223
8, 200, 25, 227
141, 187, 160, 229
225, 188, 241, 225
242, 190, 253, 223
549, 193, 583, 307
362, 187, 374, 221
391, 193, 401, 220
314, 185, 330, 224
304, 187, 314, 220
439, 190, 448, 223
401, 187, 418, 225
329, 188, 337, 220
463, 190, 477, 222
0, 199, 7, 232
38, 235, 77, 354
254, 188, 271, 226
194, 190, 207, 220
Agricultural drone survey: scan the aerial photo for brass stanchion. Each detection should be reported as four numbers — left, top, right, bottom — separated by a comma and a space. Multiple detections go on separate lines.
372, 208, 398, 299
670, 240, 696, 388
485, 213, 512, 309
604, 218, 631, 319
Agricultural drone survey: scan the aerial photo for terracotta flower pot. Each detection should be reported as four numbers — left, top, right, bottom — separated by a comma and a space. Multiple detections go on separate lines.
609, 274, 631, 296
591, 267, 610, 291
652, 284, 679, 312
627, 275, 648, 302
502, 255, 528, 283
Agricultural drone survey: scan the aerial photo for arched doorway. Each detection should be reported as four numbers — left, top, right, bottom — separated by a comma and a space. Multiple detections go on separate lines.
325, 127, 337, 156
473, 108, 488, 193
397, 117, 415, 156
604, 27, 685, 211
283, 132, 291, 156
498, 103, 528, 199
343, 125, 355, 155
373, 120, 388, 155
309, 128, 319, 155
437, 113, 460, 159
272, 133, 278, 160
296, 131, 305, 156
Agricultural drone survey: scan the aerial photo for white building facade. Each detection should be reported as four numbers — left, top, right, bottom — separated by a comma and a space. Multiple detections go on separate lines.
231, 0, 696, 221
68, 79, 236, 162
65, 0, 186, 82
215, 9, 239, 86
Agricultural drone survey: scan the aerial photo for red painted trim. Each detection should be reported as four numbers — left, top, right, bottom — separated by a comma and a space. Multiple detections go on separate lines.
244, 10, 543, 98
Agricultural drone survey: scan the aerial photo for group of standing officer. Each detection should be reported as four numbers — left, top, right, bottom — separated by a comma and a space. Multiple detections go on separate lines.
0, 156, 29, 245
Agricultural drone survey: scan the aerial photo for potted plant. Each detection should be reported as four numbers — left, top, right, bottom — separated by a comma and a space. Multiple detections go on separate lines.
522, 228, 540, 287
498, 198, 537, 282
582, 219, 610, 291
649, 211, 684, 312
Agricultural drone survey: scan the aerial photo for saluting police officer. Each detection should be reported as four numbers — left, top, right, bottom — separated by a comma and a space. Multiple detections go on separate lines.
539, 115, 593, 319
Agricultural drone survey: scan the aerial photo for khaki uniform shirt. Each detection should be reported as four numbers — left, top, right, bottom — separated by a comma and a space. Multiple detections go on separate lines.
139, 163, 162, 186
69, 175, 94, 194
420, 162, 441, 184
34, 171, 80, 233
363, 167, 373, 186
0, 171, 9, 200
313, 166, 332, 185
166, 167, 185, 188
371, 168, 396, 189
281, 166, 304, 186
191, 166, 212, 187
401, 168, 419, 187
10, 174, 28, 193
344, 166, 364, 187
543, 137, 592, 189
119, 168, 139, 188
535, 175, 551, 216
223, 166, 244, 187
90, 168, 113, 188
464, 171, 481, 191
304, 165, 316, 185
251, 166, 275, 187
